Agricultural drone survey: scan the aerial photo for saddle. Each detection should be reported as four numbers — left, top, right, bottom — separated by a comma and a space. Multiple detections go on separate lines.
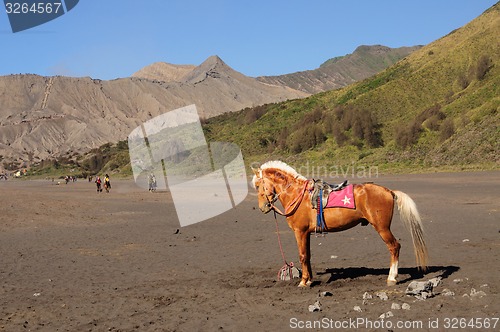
310, 179, 349, 209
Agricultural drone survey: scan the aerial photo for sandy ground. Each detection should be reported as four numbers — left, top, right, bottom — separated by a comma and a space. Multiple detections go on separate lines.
0, 171, 498, 331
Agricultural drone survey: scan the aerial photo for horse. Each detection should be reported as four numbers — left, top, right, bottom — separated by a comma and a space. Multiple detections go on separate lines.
251, 160, 428, 288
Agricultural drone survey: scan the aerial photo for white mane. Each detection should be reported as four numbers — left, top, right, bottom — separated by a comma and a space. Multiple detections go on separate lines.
252, 160, 306, 188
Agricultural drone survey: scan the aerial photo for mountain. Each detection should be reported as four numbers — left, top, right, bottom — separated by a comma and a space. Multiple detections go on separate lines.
0, 56, 307, 167
203, 4, 499, 171
256, 45, 421, 94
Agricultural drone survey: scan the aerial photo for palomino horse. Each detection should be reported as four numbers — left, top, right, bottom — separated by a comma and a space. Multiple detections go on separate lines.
252, 161, 428, 287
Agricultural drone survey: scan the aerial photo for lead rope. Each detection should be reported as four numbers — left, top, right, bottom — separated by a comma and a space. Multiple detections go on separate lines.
273, 211, 295, 280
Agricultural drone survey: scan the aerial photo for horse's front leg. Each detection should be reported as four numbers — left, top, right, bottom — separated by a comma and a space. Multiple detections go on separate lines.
294, 230, 312, 287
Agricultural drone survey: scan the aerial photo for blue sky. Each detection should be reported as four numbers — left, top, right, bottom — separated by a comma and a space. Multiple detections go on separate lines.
0, 1, 497, 80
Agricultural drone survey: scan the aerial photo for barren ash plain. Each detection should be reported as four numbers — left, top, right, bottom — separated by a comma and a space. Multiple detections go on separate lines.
0, 170, 498, 331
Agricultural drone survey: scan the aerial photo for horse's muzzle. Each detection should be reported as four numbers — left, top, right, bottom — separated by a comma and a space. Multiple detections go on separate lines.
259, 202, 272, 214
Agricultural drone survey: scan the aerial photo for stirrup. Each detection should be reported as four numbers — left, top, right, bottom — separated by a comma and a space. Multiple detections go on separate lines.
314, 227, 328, 237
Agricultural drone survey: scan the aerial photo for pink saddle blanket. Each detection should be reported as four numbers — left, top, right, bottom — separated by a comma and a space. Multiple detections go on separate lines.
325, 184, 355, 209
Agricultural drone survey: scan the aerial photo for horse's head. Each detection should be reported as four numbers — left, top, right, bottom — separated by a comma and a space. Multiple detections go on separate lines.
252, 164, 294, 214
252, 161, 308, 215
251, 167, 276, 214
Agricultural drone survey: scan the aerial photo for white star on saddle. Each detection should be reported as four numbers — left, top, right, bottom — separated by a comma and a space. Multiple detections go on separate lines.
341, 195, 351, 205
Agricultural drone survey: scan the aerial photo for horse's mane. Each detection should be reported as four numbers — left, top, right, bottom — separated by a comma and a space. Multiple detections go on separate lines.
252, 160, 306, 188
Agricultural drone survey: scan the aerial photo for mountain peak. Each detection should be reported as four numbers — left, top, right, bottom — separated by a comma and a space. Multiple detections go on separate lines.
200, 55, 226, 67
132, 55, 231, 84
181, 55, 237, 84
353, 44, 390, 53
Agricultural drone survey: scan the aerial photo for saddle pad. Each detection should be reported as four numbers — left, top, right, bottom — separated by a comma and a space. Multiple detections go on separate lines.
325, 184, 355, 209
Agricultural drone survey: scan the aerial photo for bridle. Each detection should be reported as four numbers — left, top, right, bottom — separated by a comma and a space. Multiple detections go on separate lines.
258, 175, 309, 217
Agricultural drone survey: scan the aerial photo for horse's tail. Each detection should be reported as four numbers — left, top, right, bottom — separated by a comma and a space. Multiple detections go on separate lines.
393, 190, 428, 271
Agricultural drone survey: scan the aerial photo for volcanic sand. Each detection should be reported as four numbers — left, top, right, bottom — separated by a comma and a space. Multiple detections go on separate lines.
0, 171, 498, 331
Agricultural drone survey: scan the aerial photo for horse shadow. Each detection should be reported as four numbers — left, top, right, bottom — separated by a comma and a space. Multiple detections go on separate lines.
315, 265, 460, 286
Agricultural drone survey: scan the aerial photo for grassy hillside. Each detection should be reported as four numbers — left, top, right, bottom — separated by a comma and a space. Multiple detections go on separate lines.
25, 141, 132, 179
203, 4, 499, 174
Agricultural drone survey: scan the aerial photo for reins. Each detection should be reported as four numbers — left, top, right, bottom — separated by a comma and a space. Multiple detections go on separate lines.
266, 180, 309, 217
259, 174, 307, 280
273, 210, 295, 279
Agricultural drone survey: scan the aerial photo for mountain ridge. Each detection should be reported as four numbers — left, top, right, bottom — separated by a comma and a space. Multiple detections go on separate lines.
256, 45, 421, 93
0, 58, 307, 167
0, 46, 422, 171
132, 62, 195, 82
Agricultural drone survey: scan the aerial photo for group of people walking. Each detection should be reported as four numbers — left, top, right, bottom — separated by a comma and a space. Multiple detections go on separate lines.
95, 174, 111, 193
90, 173, 160, 193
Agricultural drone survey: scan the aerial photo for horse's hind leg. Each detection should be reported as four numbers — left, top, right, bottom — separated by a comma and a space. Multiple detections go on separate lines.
377, 227, 401, 286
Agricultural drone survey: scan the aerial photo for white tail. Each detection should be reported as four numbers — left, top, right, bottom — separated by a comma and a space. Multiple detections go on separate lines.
393, 190, 428, 270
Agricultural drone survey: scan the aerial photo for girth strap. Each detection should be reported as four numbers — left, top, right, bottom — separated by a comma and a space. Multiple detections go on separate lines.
316, 188, 327, 234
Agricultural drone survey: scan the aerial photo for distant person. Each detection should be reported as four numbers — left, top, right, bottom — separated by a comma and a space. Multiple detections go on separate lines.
95, 176, 102, 193
104, 174, 111, 193
148, 173, 157, 192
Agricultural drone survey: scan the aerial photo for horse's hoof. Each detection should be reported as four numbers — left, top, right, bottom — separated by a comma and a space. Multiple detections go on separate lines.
298, 280, 311, 288
387, 279, 397, 286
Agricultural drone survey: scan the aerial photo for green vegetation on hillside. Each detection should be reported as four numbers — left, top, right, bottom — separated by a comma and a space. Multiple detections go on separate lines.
203, 3, 499, 173
27, 141, 132, 179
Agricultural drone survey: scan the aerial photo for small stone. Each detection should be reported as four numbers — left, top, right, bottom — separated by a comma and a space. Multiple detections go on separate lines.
330, 255, 338, 259
429, 277, 442, 287
453, 278, 463, 283
353, 305, 362, 312
470, 288, 486, 298
33, 293, 41, 297
405, 280, 435, 300
379, 311, 394, 319
308, 300, 322, 312
462, 239, 470, 242
319, 291, 333, 297
441, 288, 455, 296
375, 291, 388, 301
362, 292, 373, 305
391, 303, 401, 310
480, 284, 489, 288
402, 303, 411, 310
